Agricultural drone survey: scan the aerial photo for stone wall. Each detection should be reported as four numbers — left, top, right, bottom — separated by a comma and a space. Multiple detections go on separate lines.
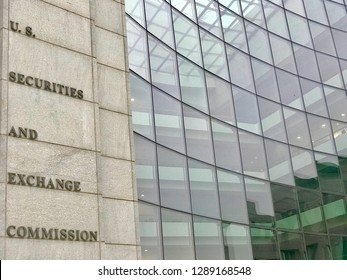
0, 0, 140, 259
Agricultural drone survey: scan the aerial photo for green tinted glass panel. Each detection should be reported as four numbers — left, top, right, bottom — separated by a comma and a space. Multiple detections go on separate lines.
251, 228, 279, 260
315, 153, 344, 194
278, 231, 305, 260
297, 189, 327, 233
322, 193, 347, 234
330, 236, 347, 260
245, 178, 274, 227
304, 234, 331, 260
339, 157, 347, 193
223, 223, 253, 260
271, 184, 300, 230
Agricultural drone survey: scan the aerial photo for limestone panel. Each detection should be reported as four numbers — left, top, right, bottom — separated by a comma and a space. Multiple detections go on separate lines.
101, 244, 138, 260
7, 138, 97, 194
0, 237, 4, 259
95, 27, 125, 70
99, 156, 133, 200
95, 0, 123, 35
41, 0, 90, 19
6, 185, 99, 230
0, 183, 5, 237
0, 136, 6, 183
99, 109, 131, 160
97, 64, 128, 114
101, 199, 137, 245
9, 32, 93, 102
5, 238, 99, 259
0, 28, 9, 80
8, 83, 96, 150
10, 0, 91, 55
0, 0, 8, 28
0, 81, 8, 135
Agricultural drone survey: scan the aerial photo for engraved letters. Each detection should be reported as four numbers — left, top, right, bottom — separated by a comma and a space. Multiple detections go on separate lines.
7, 172, 81, 192
9, 71, 84, 99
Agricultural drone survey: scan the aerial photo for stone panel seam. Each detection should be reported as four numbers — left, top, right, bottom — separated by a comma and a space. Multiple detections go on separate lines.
39, 0, 91, 20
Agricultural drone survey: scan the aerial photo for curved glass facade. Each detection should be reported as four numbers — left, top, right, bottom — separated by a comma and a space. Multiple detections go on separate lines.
125, 0, 347, 259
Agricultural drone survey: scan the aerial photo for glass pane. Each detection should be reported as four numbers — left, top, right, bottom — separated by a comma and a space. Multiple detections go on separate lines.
271, 184, 300, 230
297, 189, 326, 233
139, 202, 162, 259
162, 208, 195, 259
315, 153, 344, 194
316, 52, 344, 88
173, 11, 203, 66
339, 157, 347, 193
195, 0, 223, 37
332, 122, 347, 157
325, 0, 347, 32
300, 78, 329, 117
171, 0, 196, 21
293, 44, 320, 82
200, 29, 229, 81
226, 46, 255, 92
290, 146, 319, 189
303, 0, 328, 25
251, 228, 279, 260
220, 7, 248, 53
233, 86, 262, 135
332, 29, 347, 59
324, 86, 347, 122
212, 120, 242, 172
217, 169, 247, 223
157, 146, 190, 212
241, 0, 266, 28
193, 216, 224, 260
239, 131, 268, 180
276, 69, 304, 110
278, 231, 305, 260
330, 236, 347, 260
263, 1, 289, 38
188, 159, 220, 219
206, 73, 235, 125
286, 11, 312, 47
245, 177, 274, 226
149, 36, 180, 98
126, 19, 150, 80
178, 57, 208, 113
130, 74, 154, 139
245, 22, 272, 64
269, 34, 297, 74
322, 193, 347, 234
258, 97, 287, 143
307, 115, 336, 154
283, 107, 312, 149
219, 0, 241, 14
340, 59, 347, 89
223, 223, 253, 260
153, 89, 185, 153
252, 58, 280, 102
125, 0, 146, 26
309, 21, 336, 56
145, 0, 174, 48
304, 234, 331, 260
265, 140, 294, 185
283, 0, 306, 16
134, 134, 159, 204
183, 106, 214, 164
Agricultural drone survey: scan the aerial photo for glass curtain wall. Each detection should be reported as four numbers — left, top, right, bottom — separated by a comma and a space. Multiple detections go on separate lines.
126, 0, 347, 260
